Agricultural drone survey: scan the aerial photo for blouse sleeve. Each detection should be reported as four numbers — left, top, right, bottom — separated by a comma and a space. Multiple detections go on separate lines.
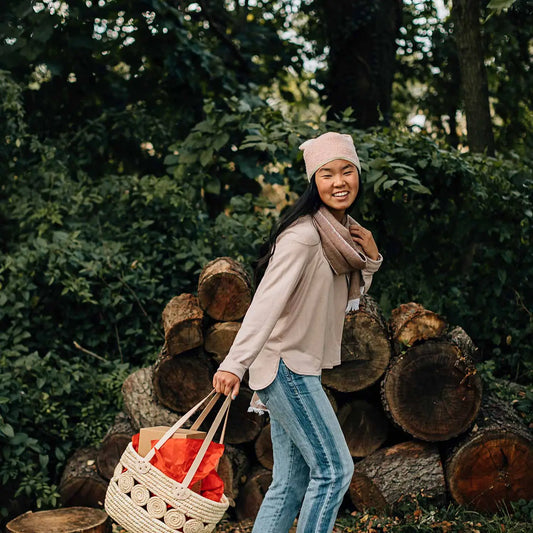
217, 231, 316, 380
361, 252, 383, 295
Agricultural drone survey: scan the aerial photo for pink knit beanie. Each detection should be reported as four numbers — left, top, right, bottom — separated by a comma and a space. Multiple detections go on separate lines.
299, 132, 361, 182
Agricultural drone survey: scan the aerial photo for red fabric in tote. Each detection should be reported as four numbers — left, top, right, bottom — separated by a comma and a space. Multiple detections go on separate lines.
131, 434, 225, 502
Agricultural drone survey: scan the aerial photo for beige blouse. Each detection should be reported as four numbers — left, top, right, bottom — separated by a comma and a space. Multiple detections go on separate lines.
217, 215, 383, 399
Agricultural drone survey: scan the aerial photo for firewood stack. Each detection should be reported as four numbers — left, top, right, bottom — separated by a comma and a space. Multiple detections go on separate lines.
59, 256, 533, 522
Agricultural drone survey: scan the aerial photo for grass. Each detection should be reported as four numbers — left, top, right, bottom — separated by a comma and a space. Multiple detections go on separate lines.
111, 496, 533, 533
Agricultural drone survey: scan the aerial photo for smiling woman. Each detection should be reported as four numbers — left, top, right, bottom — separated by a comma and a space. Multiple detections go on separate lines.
212, 131, 384, 532
315, 160, 360, 222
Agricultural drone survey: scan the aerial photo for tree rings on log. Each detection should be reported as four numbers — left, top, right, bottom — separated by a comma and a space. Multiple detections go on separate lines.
235, 468, 273, 521
381, 339, 482, 441
59, 448, 108, 508
6, 507, 110, 533
96, 411, 135, 480
162, 293, 204, 357
198, 257, 252, 321
444, 394, 533, 513
121, 366, 178, 431
205, 321, 241, 363
349, 441, 446, 513
338, 400, 389, 457
322, 295, 391, 392
152, 348, 214, 412
390, 302, 446, 350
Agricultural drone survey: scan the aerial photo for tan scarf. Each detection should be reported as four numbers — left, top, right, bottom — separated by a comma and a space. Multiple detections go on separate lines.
312, 206, 367, 312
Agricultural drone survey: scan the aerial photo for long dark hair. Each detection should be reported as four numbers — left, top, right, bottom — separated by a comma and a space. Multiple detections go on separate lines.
253, 171, 363, 287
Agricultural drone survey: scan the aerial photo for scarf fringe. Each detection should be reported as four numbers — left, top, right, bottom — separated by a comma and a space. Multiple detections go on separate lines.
247, 406, 268, 415
345, 298, 360, 313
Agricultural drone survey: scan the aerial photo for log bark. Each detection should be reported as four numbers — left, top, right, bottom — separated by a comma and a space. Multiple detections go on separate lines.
121, 366, 179, 431
198, 257, 252, 321
337, 400, 389, 458
235, 468, 273, 521
389, 302, 446, 352
152, 346, 214, 412
349, 441, 446, 513
444, 394, 533, 513
6, 507, 110, 533
381, 338, 482, 441
204, 321, 241, 364
96, 411, 135, 480
162, 293, 204, 357
59, 448, 108, 508
255, 423, 273, 470
218, 444, 251, 505
445, 325, 481, 363
322, 295, 391, 392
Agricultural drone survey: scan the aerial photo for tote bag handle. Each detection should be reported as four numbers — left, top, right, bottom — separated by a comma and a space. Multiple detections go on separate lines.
142, 390, 232, 487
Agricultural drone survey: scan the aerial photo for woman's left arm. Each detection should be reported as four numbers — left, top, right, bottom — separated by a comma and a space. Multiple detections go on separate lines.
349, 224, 383, 293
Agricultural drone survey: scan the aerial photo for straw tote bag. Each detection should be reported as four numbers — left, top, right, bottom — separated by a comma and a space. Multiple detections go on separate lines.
105, 390, 232, 533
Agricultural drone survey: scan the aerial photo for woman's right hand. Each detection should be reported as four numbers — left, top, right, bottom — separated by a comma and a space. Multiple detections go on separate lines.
213, 370, 241, 399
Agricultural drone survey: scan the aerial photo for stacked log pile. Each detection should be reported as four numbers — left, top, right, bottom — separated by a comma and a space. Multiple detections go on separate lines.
59, 256, 533, 521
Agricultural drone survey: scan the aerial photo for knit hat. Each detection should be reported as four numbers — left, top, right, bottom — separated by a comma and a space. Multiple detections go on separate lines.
299, 132, 361, 182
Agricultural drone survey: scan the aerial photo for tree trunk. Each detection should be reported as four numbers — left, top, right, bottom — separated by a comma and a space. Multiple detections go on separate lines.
349, 441, 446, 513
255, 423, 273, 470
6, 507, 110, 533
337, 399, 389, 457
235, 468, 273, 521
59, 448, 108, 508
152, 346, 215, 412
452, 0, 495, 154
389, 302, 446, 352
381, 338, 482, 441
198, 257, 252, 321
443, 394, 533, 513
121, 366, 179, 431
162, 293, 204, 357
204, 321, 241, 364
96, 412, 136, 480
318, 0, 402, 127
322, 295, 391, 392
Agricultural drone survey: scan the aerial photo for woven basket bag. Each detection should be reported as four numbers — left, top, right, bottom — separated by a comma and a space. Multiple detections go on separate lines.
105, 390, 232, 533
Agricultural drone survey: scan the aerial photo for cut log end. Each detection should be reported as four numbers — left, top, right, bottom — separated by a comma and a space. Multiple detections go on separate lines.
381, 340, 482, 441
198, 257, 252, 321
162, 294, 204, 357
59, 448, 108, 509
447, 430, 533, 512
152, 349, 214, 412
205, 322, 241, 363
323, 302, 391, 392
390, 302, 446, 348
6, 507, 110, 533
338, 400, 389, 458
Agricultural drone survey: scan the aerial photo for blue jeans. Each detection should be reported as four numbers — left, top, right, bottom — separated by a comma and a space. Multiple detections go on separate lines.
252, 359, 354, 533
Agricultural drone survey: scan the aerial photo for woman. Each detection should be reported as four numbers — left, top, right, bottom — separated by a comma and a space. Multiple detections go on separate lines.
213, 131, 383, 533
